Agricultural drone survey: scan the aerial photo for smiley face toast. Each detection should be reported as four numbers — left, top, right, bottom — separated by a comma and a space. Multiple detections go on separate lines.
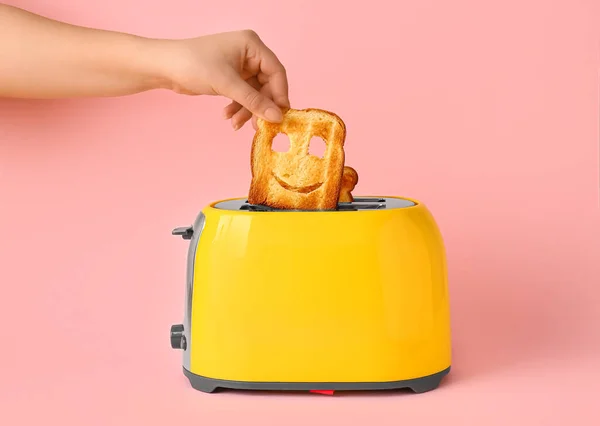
248, 108, 349, 210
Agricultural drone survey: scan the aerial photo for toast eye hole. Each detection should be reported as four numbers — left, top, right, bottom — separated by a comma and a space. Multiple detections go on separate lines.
308, 137, 326, 158
272, 134, 291, 153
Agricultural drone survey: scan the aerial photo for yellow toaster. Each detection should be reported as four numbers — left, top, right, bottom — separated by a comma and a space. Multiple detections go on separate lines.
169, 196, 452, 394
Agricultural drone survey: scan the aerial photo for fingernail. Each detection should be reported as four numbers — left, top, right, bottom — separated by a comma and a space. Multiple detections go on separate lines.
232, 122, 241, 131
264, 107, 282, 122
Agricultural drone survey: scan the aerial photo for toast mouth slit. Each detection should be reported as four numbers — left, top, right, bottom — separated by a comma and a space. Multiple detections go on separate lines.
272, 173, 324, 194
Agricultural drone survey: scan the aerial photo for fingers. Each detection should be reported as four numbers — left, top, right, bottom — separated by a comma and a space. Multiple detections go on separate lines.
223, 101, 242, 120
224, 103, 262, 130
217, 30, 290, 131
231, 106, 254, 131
242, 31, 290, 109
261, 70, 289, 110
223, 77, 257, 120
253, 40, 290, 109
223, 76, 259, 129
233, 81, 273, 130
216, 67, 283, 124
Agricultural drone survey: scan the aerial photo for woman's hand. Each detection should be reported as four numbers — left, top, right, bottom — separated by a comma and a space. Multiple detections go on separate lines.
166, 30, 290, 130
0, 5, 289, 131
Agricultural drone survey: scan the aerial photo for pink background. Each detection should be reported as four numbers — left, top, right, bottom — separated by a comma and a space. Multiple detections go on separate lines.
1, 0, 599, 424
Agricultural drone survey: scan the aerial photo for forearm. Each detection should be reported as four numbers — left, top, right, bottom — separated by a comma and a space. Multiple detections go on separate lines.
0, 4, 173, 98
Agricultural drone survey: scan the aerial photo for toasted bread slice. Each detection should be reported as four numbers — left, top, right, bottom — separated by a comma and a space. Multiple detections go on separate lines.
248, 108, 347, 210
338, 166, 359, 202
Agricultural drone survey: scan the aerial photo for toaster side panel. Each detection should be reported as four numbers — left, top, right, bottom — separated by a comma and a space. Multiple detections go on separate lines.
182, 211, 206, 371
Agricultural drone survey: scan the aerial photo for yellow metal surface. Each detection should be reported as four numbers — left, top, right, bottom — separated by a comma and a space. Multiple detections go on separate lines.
188, 196, 451, 383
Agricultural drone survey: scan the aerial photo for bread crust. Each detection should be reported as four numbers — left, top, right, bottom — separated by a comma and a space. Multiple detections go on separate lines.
338, 166, 359, 202
248, 108, 348, 210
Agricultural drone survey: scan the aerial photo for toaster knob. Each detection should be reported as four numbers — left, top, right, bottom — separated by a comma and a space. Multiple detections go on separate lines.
170, 324, 186, 350
172, 226, 193, 240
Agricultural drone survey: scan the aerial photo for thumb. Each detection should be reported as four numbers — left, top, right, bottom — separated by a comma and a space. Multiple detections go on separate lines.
217, 69, 283, 123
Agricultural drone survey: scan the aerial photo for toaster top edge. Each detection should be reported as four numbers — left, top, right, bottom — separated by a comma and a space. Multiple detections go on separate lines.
210, 196, 418, 213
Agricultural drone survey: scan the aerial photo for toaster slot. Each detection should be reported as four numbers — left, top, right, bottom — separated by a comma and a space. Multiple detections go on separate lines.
351, 198, 386, 203
239, 197, 387, 212
214, 197, 418, 211
337, 201, 386, 211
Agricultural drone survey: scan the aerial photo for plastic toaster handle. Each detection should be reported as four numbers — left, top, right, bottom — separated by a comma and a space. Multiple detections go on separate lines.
172, 226, 193, 240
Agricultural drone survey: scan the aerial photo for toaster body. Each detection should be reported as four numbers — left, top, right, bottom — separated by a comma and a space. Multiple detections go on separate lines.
170, 196, 451, 393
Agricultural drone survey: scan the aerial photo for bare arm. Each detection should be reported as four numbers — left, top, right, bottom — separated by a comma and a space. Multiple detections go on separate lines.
0, 4, 289, 128
0, 4, 173, 98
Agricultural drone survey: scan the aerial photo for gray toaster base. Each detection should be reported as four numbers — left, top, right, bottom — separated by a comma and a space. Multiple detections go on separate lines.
182, 366, 451, 394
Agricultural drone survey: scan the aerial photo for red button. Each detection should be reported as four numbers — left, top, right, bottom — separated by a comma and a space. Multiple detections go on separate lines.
310, 390, 335, 395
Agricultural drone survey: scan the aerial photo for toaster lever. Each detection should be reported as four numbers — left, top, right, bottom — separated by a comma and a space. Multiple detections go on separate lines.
172, 226, 193, 240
